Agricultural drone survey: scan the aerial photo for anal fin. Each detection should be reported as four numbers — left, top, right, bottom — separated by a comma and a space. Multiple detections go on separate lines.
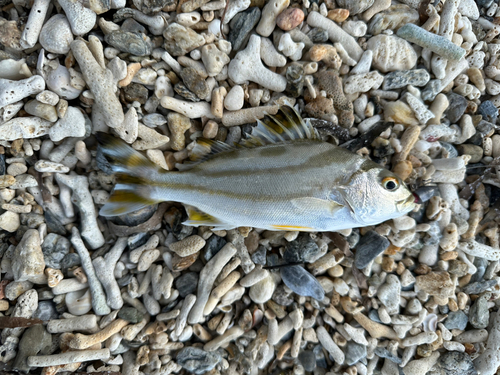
183, 205, 230, 228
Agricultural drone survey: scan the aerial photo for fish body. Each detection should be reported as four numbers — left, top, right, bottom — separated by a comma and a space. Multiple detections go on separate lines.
99, 106, 416, 231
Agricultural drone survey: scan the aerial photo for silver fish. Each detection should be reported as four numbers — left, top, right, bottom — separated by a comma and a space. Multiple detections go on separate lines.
98, 106, 416, 231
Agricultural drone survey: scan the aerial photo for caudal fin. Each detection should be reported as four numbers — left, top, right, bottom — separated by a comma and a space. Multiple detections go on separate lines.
96, 133, 162, 217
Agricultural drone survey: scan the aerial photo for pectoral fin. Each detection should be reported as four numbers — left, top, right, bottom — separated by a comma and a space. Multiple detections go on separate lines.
291, 197, 344, 216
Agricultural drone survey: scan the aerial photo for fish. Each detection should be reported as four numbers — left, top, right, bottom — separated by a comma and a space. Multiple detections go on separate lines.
97, 105, 416, 232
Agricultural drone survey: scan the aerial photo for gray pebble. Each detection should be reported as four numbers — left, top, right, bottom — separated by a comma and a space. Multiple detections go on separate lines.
42, 233, 70, 269
280, 265, 325, 300
228, 7, 261, 51
180, 67, 210, 100
272, 284, 295, 306
374, 347, 402, 364
383, 69, 430, 90
446, 92, 468, 124
307, 27, 329, 43
13, 325, 52, 372
118, 307, 144, 324
298, 350, 317, 372
478, 100, 498, 123
337, 0, 374, 15
470, 257, 488, 283
469, 293, 490, 329
174, 82, 201, 102
435, 351, 477, 375
33, 300, 58, 321
176, 347, 221, 375
251, 245, 267, 265
354, 230, 390, 269
175, 272, 199, 298
345, 342, 367, 366
283, 233, 321, 264
444, 310, 468, 330
104, 31, 153, 56
204, 235, 227, 262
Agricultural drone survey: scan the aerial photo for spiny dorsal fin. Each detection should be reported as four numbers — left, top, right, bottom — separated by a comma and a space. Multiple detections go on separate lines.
180, 105, 319, 170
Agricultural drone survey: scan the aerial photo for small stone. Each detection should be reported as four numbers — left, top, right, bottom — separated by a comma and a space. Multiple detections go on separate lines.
286, 63, 305, 98
377, 274, 401, 314
383, 69, 430, 90
141, 0, 175, 14
48, 106, 86, 142
327, 9, 350, 22
284, 233, 321, 264
456, 144, 483, 163
168, 112, 192, 150
367, 34, 417, 73
122, 83, 149, 104
0, 19, 21, 50
374, 347, 402, 364
478, 100, 498, 123
163, 23, 205, 56
299, 350, 317, 372
448, 260, 469, 277
336, 0, 373, 15
175, 272, 199, 298
469, 293, 490, 329
180, 67, 210, 99
462, 280, 497, 294
224, 85, 245, 111
345, 342, 367, 366
0, 209, 20, 232
201, 44, 230, 77
272, 285, 295, 306
228, 7, 261, 51
435, 351, 477, 375
33, 300, 58, 321
61, 253, 81, 270
277, 8, 304, 31
354, 230, 390, 269
12, 229, 45, 282
39, 14, 73, 54
251, 245, 267, 265
104, 31, 153, 56
118, 307, 144, 323
176, 347, 221, 375
249, 274, 276, 303
368, 4, 419, 35
24, 100, 58, 122
280, 265, 325, 300
307, 28, 329, 43
42, 233, 71, 269
204, 235, 227, 262
169, 235, 206, 257
446, 93, 468, 124
444, 310, 468, 330
174, 82, 200, 102
13, 325, 52, 372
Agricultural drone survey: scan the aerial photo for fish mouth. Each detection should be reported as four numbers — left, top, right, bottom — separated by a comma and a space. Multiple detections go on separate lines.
396, 194, 417, 213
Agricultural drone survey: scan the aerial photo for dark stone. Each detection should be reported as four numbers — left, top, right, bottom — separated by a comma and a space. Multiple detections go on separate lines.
104, 31, 153, 56
109, 204, 157, 226
438, 304, 450, 314
469, 293, 490, 329
42, 233, 70, 269
174, 82, 201, 102
180, 67, 209, 99
272, 284, 295, 306
436, 351, 477, 375
280, 265, 325, 300
96, 146, 114, 174
118, 307, 144, 323
0, 154, 5, 175
479, 100, 498, 123
374, 347, 402, 364
307, 27, 329, 42
421, 79, 441, 102
121, 18, 147, 34
128, 232, 150, 250
122, 83, 149, 104
354, 230, 390, 269
448, 260, 469, 277
33, 300, 58, 321
446, 93, 468, 124
204, 235, 227, 262
176, 347, 221, 375
175, 272, 199, 298
413, 185, 438, 203
368, 309, 382, 323
383, 69, 430, 90
44, 210, 67, 235
60, 253, 81, 271
314, 344, 328, 368
444, 310, 468, 330
140, 0, 175, 14
298, 350, 317, 372
286, 62, 304, 98
228, 7, 261, 51
117, 273, 134, 287
345, 342, 367, 366
251, 245, 267, 265
470, 257, 488, 283
283, 233, 320, 264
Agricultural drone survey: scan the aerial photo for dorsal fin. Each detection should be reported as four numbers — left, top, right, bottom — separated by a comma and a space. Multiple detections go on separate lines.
178, 105, 319, 170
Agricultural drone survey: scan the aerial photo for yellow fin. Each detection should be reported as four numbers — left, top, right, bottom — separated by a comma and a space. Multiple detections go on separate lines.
271, 225, 314, 231
291, 197, 344, 216
183, 205, 228, 227
99, 190, 158, 216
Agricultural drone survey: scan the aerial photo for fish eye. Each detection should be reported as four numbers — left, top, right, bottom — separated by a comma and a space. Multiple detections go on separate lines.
382, 177, 399, 191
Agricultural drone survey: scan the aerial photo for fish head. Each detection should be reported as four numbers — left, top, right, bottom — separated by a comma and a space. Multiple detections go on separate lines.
341, 165, 416, 226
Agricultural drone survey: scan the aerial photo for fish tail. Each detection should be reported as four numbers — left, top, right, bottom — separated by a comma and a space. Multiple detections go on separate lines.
96, 133, 164, 217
